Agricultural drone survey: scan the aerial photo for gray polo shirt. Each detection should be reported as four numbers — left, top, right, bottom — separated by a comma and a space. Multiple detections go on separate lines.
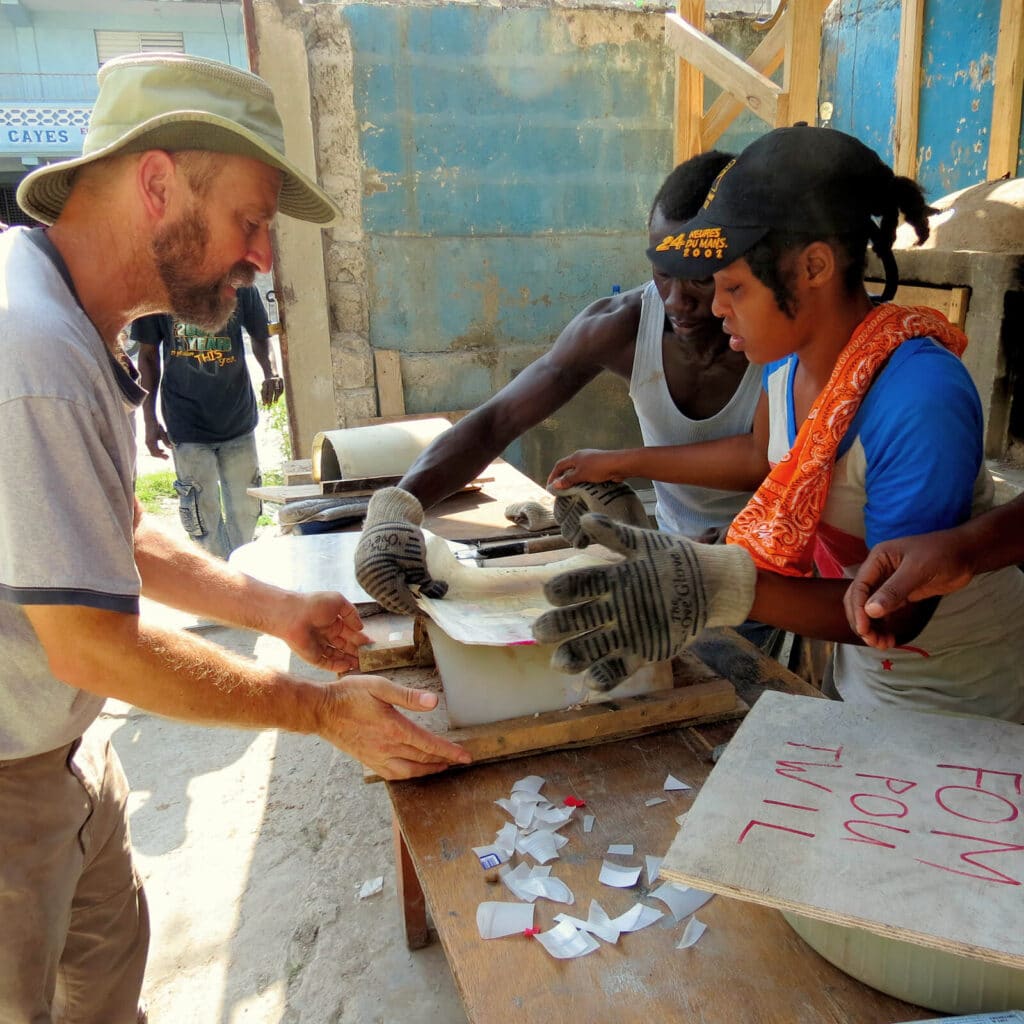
0, 228, 143, 758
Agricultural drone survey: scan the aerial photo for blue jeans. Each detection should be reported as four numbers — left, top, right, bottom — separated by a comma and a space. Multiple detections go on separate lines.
171, 432, 261, 559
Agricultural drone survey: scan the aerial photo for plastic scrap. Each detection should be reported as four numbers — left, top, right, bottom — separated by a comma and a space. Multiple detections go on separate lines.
512, 775, 546, 794
535, 919, 601, 959
611, 902, 664, 932
645, 855, 663, 885
650, 882, 714, 922
554, 900, 621, 943
675, 916, 707, 949
583, 814, 595, 833
607, 843, 634, 855
477, 901, 535, 939
501, 862, 575, 905
664, 774, 692, 792
358, 876, 383, 899
645, 797, 667, 807
598, 860, 642, 888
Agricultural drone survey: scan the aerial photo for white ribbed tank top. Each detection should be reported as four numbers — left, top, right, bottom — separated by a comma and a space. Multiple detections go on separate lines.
628, 280, 761, 537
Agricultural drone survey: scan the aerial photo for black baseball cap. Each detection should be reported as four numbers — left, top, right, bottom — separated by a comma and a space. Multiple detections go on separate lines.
647, 126, 896, 279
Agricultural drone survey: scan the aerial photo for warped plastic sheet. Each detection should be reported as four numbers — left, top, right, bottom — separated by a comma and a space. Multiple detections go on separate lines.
675, 916, 707, 949
599, 860, 642, 888
477, 901, 535, 939
650, 882, 714, 921
664, 773, 692, 792
535, 919, 601, 959
417, 535, 619, 646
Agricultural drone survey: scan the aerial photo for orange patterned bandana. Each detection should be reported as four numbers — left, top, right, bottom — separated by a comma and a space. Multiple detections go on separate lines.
726, 304, 969, 576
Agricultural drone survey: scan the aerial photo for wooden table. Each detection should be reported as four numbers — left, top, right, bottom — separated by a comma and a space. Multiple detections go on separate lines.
250, 458, 555, 545
385, 631, 932, 1024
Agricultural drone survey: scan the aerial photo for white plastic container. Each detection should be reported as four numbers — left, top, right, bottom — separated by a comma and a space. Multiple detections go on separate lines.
426, 620, 672, 727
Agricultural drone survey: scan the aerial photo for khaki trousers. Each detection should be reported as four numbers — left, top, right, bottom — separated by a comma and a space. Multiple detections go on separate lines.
0, 725, 149, 1024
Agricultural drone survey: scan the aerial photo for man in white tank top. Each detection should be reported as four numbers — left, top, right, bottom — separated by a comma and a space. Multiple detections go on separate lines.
356, 153, 764, 615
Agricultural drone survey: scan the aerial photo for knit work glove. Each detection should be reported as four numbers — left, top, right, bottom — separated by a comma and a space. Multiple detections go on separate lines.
354, 488, 449, 615
532, 513, 756, 691
549, 480, 649, 548
504, 500, 557, 532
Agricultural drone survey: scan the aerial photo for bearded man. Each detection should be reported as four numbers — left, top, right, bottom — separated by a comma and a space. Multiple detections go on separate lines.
0, 52, 468, 1024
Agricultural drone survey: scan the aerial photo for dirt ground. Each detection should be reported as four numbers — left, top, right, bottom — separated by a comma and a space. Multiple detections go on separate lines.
126, 374, 467, 1024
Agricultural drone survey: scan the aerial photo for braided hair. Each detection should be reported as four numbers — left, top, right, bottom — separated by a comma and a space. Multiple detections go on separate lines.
745, 161, 937, 317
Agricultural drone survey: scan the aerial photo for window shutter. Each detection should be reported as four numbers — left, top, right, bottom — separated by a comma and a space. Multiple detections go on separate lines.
95, 30, 185, 67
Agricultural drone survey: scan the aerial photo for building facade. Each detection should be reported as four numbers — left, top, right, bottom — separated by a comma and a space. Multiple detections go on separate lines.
0, 0, 247, 225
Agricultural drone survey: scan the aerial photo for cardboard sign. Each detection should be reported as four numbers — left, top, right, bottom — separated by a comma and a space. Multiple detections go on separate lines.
661, 691, 1024, 968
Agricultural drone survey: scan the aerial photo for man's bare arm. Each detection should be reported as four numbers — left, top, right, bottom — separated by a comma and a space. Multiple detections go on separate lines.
23, 603, 469, 780
398, 291, 642, 508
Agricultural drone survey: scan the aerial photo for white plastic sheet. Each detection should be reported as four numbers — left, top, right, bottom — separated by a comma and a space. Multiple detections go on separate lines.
664, 773, 692, 792
645, 797, 667, 807
477, 901, 535, 939
650, 882, 714, 921
358, 876, 383, 899
675, 916, 707, 949
535, 919, 600, 959
599, 860, 642, 888
607, 843, 634, 855
583, 814, 595, 833
645, 855, 663, 885
611, 902, 664, 932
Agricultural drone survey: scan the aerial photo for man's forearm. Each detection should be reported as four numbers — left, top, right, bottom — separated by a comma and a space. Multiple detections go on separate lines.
134, 509, 300, 635
959, 496, 1024, 575
28, 602, 321, 734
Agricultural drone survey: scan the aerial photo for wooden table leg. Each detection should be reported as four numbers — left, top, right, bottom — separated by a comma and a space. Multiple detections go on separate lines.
392, 810, 430, 950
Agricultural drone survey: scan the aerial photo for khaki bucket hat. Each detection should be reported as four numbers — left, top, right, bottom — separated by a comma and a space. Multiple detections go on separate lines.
17, 52, 340, 226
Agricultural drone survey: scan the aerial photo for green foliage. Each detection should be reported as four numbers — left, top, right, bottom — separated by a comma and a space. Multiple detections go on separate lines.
135, 470, 177, 515
266, 396, 292, 461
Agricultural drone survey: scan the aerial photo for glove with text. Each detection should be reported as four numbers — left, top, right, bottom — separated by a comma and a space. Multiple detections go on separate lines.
549, 480, 649, 548
354, 487, 449, 615
531, 513, 757, 691
504, 500, 558, 532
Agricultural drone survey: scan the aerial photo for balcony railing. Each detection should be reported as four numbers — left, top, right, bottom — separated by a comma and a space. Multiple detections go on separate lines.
0, 73, 99, 103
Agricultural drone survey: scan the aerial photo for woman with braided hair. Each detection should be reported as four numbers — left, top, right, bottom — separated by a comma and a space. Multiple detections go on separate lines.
538, 125, 1024, 721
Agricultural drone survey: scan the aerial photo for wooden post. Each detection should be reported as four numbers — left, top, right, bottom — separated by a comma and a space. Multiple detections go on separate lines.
780, 0, 828, 127
989, 0, 1024, 180
673, 0, 706, 166
893, 0, 925, 178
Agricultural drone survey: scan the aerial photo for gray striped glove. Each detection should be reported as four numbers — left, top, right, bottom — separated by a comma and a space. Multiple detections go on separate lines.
532, 513, 756, 691
354, 488, 449, 615
504, 500, 557, 532
549, 480, 648, 548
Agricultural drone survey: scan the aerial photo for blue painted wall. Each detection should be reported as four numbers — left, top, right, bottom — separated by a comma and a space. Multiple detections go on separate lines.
346, 3, 677, 383
821, 0, 1020, 201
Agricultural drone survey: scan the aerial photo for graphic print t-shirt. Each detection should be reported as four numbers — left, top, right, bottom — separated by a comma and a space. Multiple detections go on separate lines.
132, 285, 268, 445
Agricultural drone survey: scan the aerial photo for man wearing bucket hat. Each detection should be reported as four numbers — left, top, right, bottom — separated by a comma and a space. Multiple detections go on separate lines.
0, 52, 469, 1023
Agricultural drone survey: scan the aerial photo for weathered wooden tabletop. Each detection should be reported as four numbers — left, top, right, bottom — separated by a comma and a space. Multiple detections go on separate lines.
386, 632, 933, 1024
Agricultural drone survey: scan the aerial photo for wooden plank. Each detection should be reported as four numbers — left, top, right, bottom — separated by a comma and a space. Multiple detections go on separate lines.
365, 669, 744, 783
673, 0, 705, 164
386, 725, 932, 1022
373, 349, 405, 418
864, 281, 971, 329
393, 814, 429, 949
702, 10, 786, 145
359, 616, 434, 673
281, 458, 314, 486
780, 0, 828, 127
664, 11, 781, 125
989, 0, 1024, 180
249, 474, 491, 505
893, 0, 925, 178
662, 691, 1024, 970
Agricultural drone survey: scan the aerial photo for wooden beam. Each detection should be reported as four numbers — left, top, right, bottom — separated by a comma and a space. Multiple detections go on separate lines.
673, 0, 706, 165
373, 349, 405, 418
665, 11, 782, 127
702, 10, 787, 145
780, 0, 829, 127
893, 0, 925, 178
989, 0, 1024, 179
